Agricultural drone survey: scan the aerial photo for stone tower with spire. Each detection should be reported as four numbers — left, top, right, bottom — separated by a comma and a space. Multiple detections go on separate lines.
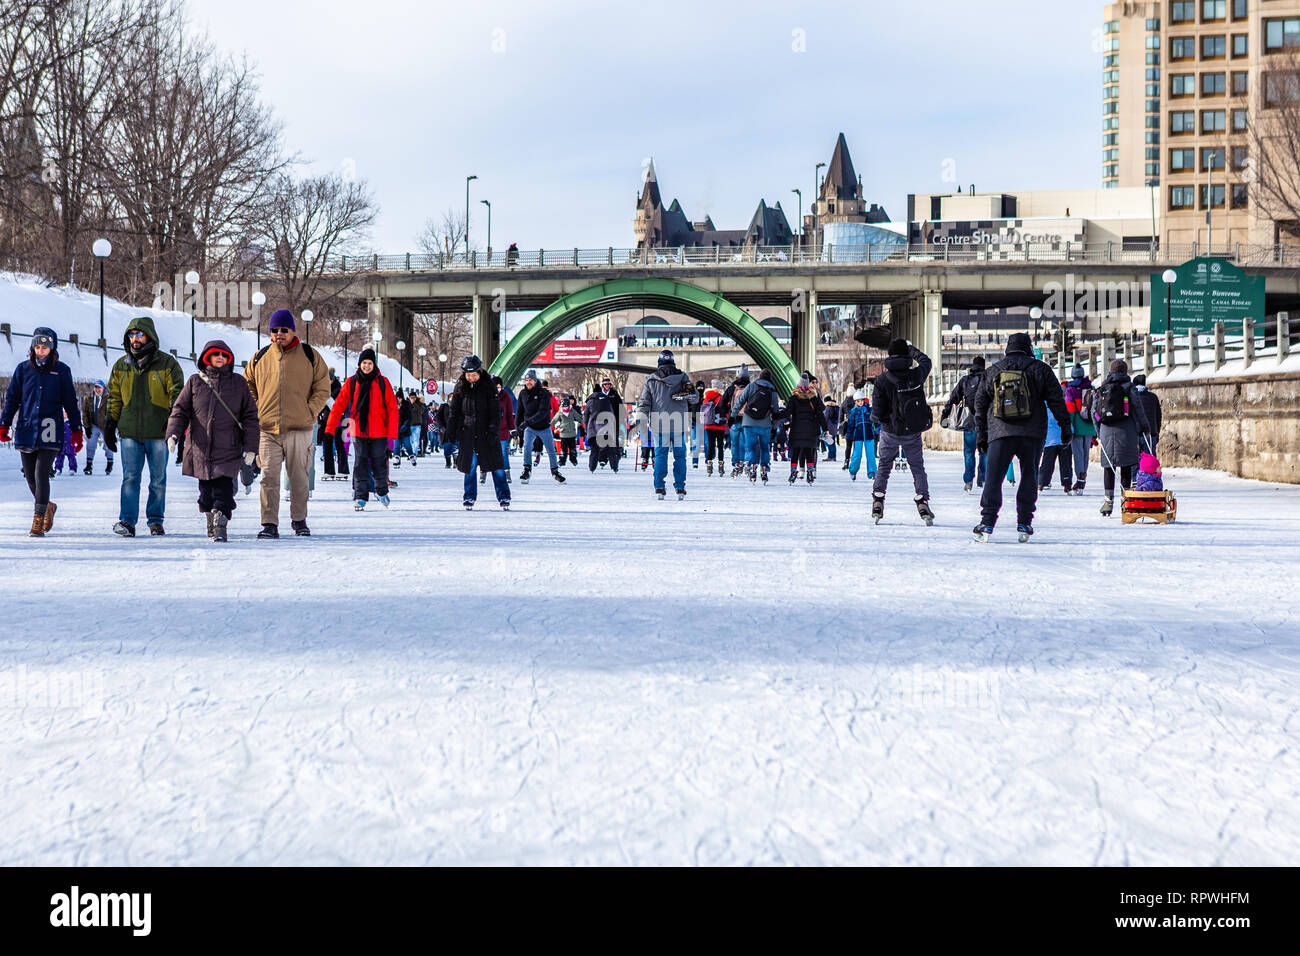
805, 133, 890, 242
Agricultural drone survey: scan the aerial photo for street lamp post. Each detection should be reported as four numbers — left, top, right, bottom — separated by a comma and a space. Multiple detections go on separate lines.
185, 270, 200, 359
438, 352, 448, 388
1162, 269, 1178, 350
339, 320, 352, 378
418, 346, 427, 386
302, 309, 314, 345
480, 199, 491, 261
92, 238, 111, 348
791, 189, 801, 250
251, 290, 266, 351
465, 174, 478, 257
396, 340, 406, 389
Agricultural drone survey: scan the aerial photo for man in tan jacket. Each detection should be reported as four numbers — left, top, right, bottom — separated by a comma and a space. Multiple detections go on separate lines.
245, 309, 331, 537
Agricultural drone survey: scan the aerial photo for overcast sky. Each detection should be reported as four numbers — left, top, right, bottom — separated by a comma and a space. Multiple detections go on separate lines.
186, 0, 1102, 252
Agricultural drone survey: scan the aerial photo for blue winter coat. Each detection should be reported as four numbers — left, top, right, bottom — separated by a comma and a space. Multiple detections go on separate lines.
2, 355, 83, 451
1044, 402, 1064, 447
843, 403, 876, 443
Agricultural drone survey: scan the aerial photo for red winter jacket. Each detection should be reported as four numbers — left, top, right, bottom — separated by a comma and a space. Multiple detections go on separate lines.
325, 374, 399, 440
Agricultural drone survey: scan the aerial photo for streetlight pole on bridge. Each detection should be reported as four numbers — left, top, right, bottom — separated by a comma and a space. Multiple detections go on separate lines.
481, 199, 491, 261
465, 174, 478, 258
791, 188, 801, 248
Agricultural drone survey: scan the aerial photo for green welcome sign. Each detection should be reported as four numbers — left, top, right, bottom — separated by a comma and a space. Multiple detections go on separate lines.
1150, 258, 1265, 334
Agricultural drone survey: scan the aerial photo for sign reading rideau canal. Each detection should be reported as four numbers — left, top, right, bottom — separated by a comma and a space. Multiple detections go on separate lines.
1150, 257, 1265, 335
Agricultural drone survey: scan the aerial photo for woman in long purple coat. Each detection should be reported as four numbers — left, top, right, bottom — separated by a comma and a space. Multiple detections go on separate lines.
166, 340, 261, 541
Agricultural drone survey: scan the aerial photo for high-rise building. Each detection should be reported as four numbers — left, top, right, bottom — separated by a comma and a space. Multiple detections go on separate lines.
1109, 0, 1300, 248
1102, 2, 1163, 189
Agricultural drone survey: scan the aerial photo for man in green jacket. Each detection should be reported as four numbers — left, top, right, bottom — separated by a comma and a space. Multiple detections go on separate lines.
106, 316, 184, 536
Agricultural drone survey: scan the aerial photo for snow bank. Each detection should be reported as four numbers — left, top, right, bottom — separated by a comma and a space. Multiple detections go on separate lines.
0, 271, 407, 386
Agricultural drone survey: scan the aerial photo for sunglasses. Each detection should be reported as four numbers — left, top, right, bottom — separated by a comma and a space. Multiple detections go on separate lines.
270, 327, 292, 334
127, 331, 148, 339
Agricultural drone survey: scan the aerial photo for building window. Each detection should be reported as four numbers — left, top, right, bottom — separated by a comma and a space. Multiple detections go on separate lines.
1146, 131, 1161, 143
1106, 20, 1119, 32
1146, 98, 1162, 113
1170, 148, 1196, 171
1107, 37, 1120, 52
1231, 184, 1249, 208
1147, 163, 1161, 178
1104, 148, 1120, 161
1171, 36, 1195, 59
1263, 71, 1300, 107
1201, 35, 1226, 59
1103, 132, 1119, 145
1146, 147, 1161, 160
1201, 147, 1226, 170
1265, 19, 1300, 53
1147, 18, 1162, 31
1104, 101, 1119, 115
1170, 186, 1195, 208
1104, 117, 1120, 130
1104, 164, 1120, 178
1231, 145, 1249, 169
1105, 54, 1120, 67
1172, 72, 1196, 95
1103, 69, 1119, 83
1147, 83, 1161, 96
1200, 184, 1226, 208
1202, 0, 1227, 21
1147, 116, 1162, 129
1202, 109, 1226, 131
1232, 108, 1249, 131
1170, 110, 1195, 132
1147, 52, 1161, 65
1146, 36, 1160, 49
1172, 1, 1195, 23
1105, 85, 1119, 99
1232, 34, 1248, 57
1232, 71, 1249, 94
1202, 72, 1227, 95
1232, 0, 1247, 21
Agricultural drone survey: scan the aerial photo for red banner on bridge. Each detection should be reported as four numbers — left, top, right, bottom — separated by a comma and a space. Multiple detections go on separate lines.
533, 339, 618, 365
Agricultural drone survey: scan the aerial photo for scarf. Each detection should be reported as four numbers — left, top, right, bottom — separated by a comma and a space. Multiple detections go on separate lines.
351, 366, 380, 431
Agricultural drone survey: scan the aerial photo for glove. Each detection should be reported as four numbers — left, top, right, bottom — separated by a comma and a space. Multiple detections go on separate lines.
1059, 427, 1073, 446
167, 435, 178, 455
244, 451, 257, 467
103, 419, 118, 453
69, 430, 84, 454
977, 435, 988, 454
1091, 437, 1099, 448
0, 425, 10, 443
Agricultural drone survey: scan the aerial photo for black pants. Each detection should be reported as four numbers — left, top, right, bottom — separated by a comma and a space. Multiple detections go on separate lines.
1103, 465, 1133, 494
559, 436, 578, 465
352, 437, 390, 501
980, 436, 1043, 528
705, 431, 726, 463
588, 444, 620, 472
324, 432, 349, 475
21, 449, 57, 514
790, 445, 818, 467
198, 476, 236, 518
1038, 444, 1073, 490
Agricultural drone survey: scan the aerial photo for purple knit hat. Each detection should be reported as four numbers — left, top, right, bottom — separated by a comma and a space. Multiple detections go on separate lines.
269, 308, 295, 331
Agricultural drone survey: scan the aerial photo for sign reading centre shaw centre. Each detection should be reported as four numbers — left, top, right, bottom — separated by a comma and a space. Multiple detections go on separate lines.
532, 339, 619, 365
1150, 257, 1264, 335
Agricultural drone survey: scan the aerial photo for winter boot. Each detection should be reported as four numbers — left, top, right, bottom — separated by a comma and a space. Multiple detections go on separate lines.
148, 523, 165, 536
551, 468, 566, 484
1100, 496, 1114, 517
258, 523, 279, 539
871, 493, 885, 524
292, 520, 311, 537
83, 463, 92, 475
29, 513, 45, 537
520, 468, 531, 484
104, 460, 113, 475
113, 521, 135, 537
1017, 523, 1034, 543
42, 501, 57, 533
205, 511, 215, 538
915, 495, 934, 526
213, 513, 228, 543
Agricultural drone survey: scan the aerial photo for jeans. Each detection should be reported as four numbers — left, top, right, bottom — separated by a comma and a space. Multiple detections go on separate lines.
980, 436, 1043, 528
741, 425, 771, 467
1070, 434, 1092, 485
872, 431, 928, 499
397, 433, 416, 458
464, 452, 509, 503
441, 440, 456, 466
500, 439, 511, 473
653, 444, 687, 491
85, 426, 113, 465
522, 427, 558, 470
729, 424, 744, 467
848, 439, 876, 477
962, 429, 986, 485
118, 437, 169, 526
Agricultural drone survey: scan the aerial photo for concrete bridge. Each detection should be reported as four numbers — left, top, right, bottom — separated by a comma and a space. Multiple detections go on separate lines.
303, 243, 1300, 394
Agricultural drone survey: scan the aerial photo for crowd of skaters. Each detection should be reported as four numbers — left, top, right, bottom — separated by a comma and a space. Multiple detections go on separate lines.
3, 309, 1163, 541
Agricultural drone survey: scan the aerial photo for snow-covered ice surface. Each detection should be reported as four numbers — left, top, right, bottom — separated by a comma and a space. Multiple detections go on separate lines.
1, 447, 1297, 866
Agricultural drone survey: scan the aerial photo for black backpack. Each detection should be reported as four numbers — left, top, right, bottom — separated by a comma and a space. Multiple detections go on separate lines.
1096, 381, 1131, 425
744, 385, 773, 419
991, 369, 1033, 420
889, 373, 932, 434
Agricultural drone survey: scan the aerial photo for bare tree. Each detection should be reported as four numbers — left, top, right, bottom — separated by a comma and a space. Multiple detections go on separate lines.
258, 170, 377, 314
417, 207, 467, 264
1248, 49, 1300, 243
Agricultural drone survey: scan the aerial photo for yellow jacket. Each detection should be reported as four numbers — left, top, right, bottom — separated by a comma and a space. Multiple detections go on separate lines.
245, 339, 331, 434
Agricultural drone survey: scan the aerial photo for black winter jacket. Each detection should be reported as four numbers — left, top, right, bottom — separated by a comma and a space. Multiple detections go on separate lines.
870, 345, 933, 436
974, 351, 1071, 446
516, 384, 554, 431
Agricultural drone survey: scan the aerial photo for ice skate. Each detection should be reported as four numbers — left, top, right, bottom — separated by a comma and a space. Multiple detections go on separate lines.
1101, 496, 1114, 517
972, 523, 993, 542
871, 493, 884, 524
915, 495, 934, 526
1017, 523, 1034, 543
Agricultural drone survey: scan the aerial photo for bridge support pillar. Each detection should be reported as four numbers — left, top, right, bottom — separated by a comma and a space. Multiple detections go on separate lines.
369, 297, 415, 371
472, 293, 501, 367
791, 289, 818, 376
921, 290, 943, 382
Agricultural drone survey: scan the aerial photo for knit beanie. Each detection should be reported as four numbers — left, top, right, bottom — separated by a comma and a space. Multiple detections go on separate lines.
269, 308, 295, 331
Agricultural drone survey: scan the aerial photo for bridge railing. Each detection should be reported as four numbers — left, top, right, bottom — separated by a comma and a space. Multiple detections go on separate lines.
327, 242, 1300, 274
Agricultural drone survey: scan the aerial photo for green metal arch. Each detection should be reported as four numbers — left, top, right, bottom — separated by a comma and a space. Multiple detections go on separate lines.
487, 278, 800, 396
